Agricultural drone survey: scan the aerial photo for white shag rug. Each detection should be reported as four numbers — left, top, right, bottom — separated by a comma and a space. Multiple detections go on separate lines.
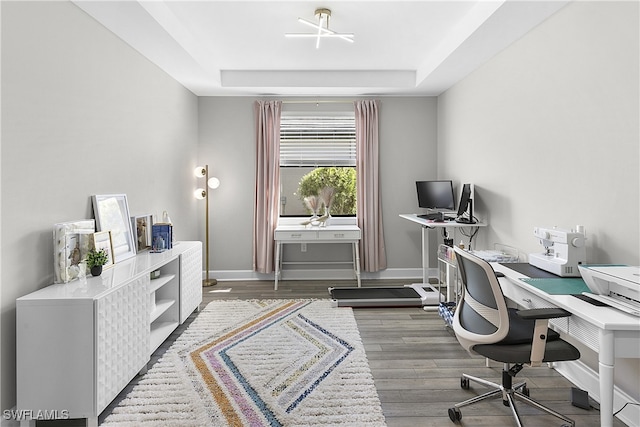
101, 299, 387, 426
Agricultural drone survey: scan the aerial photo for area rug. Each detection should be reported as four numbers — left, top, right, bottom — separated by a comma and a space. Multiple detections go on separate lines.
102, 299, 386, 426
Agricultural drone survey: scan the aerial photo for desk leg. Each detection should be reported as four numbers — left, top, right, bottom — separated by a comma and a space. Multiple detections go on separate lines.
274, 242, 281, 291
421, 226, 430, 283
353, 242, 361, 287
599, 329, 615, 427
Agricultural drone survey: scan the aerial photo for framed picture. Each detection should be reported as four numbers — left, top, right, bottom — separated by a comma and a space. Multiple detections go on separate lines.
53, 220, 95, 283
91, 194, 136, 263
131, 214, 153, 252
92, 231, 115, 269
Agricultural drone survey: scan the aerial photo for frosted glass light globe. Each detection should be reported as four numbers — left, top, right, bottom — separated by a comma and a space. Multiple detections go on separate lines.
194, 188, 206, 200
208, 177, 220, 189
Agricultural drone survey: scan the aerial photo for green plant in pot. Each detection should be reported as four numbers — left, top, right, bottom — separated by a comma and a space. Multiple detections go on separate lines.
86, 248, 109, 276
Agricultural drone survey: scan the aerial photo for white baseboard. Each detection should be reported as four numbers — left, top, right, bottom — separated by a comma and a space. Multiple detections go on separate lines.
208, 270, 272, 281
555, 360, 640, 427
207, 268, 423, 282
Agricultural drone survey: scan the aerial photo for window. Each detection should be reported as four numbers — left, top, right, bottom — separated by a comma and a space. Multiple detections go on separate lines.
279, 112, 356, 216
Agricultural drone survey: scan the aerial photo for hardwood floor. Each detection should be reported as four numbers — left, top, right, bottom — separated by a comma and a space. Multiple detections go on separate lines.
92, 279, 626, 427
200, 279, 623, 427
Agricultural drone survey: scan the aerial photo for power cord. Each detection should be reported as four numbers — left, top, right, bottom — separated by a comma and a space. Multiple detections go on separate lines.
459, 225, 479, 249
613, 401, 640, 416
442, 228, 454, 247
585, 400, 639, 416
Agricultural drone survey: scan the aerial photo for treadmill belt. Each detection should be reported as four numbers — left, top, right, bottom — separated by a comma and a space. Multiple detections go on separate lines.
329, 286, 424, 308
331, 287, 420, 299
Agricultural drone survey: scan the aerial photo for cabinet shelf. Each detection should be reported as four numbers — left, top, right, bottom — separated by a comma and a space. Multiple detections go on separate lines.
438, 244, 459, 307
150, 298, 176, 323
149, 274, 176, 294
150, 320, 180, 353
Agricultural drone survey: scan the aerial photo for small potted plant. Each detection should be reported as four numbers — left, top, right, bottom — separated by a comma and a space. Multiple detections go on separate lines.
86, 248, 109, 276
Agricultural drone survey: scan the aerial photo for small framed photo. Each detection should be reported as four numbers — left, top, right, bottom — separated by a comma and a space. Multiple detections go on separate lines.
53, 220, 96, 283
92, 231, 115, 269
92, 194, 136, 263
131, 214, 153, 252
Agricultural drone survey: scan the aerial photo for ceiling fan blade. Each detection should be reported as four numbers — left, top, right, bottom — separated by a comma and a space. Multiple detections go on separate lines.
316, 14, 324, 49
298, 17, 322, 31
285, 11, 354, 46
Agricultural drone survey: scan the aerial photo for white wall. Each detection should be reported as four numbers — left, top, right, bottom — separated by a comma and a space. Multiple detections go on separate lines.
198, 97, 437, 279
438, 0, 639, 411
438, 1, 639, 265
379, 98, 439, 272
197, 97, 256, 273
1, 1, 199, 410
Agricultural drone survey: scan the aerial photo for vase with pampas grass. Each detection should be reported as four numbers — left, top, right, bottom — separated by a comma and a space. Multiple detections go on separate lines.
300, 195, 321, 226
318, 186, 335, 226
304, 196, 320, 218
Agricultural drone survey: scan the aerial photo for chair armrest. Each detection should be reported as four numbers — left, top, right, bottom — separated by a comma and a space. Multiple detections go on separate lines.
517, 308, 571, 367
517, 307, 571, 320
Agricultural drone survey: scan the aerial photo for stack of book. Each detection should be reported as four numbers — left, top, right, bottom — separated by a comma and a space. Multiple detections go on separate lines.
151, 223, 172, 252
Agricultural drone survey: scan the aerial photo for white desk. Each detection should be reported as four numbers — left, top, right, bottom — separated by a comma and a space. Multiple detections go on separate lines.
274, 224, 361, 290
493, 263, 640, 427
399, 214, 486, 284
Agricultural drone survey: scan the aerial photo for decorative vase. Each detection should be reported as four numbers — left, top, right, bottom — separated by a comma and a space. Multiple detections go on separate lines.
300, 207, 322, 227
90, 265, 103, 277
322, 206, 332, 227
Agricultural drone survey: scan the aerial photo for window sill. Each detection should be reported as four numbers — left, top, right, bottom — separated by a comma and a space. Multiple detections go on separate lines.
278, 216, 357, 226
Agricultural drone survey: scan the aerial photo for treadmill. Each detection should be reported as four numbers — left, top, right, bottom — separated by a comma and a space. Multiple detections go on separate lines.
329, 283, 442, 307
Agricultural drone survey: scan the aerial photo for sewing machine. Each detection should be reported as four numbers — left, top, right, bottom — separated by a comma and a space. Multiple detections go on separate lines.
529, 226, 586, 277
579, 265, 640, 316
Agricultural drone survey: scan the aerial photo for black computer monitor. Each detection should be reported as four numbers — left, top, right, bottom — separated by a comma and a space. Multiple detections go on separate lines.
415, 180, 455, 211
455, 183, 476, 224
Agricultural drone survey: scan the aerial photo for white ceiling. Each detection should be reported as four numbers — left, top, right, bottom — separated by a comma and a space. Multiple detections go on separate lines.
73, 0, 569, 97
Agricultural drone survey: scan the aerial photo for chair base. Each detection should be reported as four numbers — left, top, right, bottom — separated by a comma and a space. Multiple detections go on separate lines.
448, 367, 575, 427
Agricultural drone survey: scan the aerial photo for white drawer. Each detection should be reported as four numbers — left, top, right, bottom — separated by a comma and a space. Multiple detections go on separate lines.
317, 230, 360, 240
503, 280, 551, 308
275, 230, 318, 241
501, 279, 568, 334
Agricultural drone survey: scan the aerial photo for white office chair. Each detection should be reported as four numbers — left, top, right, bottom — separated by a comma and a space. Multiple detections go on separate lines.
448, 247, 581, 427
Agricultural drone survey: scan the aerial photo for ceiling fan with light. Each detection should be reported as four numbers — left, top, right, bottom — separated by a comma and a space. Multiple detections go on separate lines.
285, 8, 354, 49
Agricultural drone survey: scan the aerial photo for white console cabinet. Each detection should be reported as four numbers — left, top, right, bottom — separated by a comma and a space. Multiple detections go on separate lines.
16, 241, 202, 426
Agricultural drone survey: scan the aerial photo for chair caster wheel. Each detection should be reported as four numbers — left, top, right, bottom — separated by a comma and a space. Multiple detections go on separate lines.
460, 377, 470, 389
448, 407, 462, 423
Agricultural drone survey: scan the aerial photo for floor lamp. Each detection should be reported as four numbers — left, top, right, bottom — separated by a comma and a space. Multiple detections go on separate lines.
194, 165, 220, 287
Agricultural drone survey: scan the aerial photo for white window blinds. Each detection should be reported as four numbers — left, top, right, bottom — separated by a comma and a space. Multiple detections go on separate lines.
280, 114, 356, 167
